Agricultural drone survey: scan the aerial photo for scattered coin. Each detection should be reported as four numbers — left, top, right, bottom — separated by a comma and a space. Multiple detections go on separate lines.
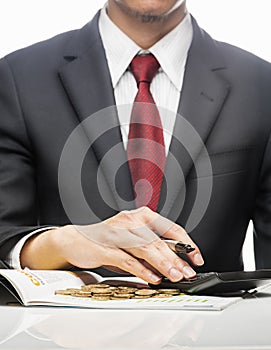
110, 293, 133, 300
114, 289, 134, 295
117, 287, 138, 292
55, 290, 75, 296
112, 293, 133, 299
81, 284, 110, 290
73, 291, 93, 297
90, 287, 113, 294
72, 293, 92, 298
157, 289, 180, 295
135, 289, 157, 296
153, 294, 171, 298
55, 284, 182, 301
66, 288, 81, 292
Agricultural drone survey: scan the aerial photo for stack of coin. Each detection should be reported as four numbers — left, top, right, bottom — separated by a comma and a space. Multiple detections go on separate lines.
55, 284, 183, 301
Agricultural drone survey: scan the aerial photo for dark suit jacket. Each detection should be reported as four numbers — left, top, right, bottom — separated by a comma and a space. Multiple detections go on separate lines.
0, 12, 271, 272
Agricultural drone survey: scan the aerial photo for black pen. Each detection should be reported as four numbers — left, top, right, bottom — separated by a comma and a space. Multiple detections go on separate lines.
163, 239, 195, 254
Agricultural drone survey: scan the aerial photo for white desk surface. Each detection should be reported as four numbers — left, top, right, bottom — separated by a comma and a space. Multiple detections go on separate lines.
0, 284, 271, 350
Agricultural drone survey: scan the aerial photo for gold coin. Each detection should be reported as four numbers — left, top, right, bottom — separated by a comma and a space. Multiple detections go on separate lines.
90, 287, 113, 294
66, 288, 81, 292
153, 294, 171, 298
81, 286, 93, 291
135, 289, 157, 296
112, 293, 132, 299
110, 296, 131, 300
94, 293, 113, 297
108, 287, 118, 291
117, 287, 138, 292
72, 293, 91, 298
55, 290, 74, 296
157, 289, 180, 295
82, 284, 110, 290
74, 291, 93, 296
114, 289, 135, 295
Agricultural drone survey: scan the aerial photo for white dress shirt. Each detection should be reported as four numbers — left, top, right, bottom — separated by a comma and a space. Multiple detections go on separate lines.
99, 5, 193, 154
6, 5, 193, 268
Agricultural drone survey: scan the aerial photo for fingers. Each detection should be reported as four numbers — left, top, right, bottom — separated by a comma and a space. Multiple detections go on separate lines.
58, 228, 161, 284
126, 237, 196, 281
103, 247, 162, 284
160, 222, 204, 267
135, 207, 204, 267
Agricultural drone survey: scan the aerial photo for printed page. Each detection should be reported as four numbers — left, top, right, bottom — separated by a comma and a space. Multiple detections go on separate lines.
0, 268, 102, 305
48, 290, 240, 311
0, 269, 241, 310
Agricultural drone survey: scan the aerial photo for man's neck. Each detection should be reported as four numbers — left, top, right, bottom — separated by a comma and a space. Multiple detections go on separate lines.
107, 2, 187, 50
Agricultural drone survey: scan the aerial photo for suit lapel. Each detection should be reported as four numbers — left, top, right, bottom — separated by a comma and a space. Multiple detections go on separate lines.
159, 18, 230, 218
58, 12, 134, 211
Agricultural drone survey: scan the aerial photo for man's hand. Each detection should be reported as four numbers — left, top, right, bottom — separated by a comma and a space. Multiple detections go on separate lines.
21, 207, 204, 284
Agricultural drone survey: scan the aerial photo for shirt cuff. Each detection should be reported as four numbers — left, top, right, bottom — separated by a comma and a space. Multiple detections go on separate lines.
5, 227, 58, 269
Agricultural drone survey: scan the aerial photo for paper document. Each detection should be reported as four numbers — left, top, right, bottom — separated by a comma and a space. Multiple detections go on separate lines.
0, 268, 241, 311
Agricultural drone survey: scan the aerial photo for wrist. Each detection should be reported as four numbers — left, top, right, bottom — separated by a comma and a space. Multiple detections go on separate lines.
21, 226, 73, 270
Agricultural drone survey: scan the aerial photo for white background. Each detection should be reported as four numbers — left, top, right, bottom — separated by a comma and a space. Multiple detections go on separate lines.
1, 0, 270, 270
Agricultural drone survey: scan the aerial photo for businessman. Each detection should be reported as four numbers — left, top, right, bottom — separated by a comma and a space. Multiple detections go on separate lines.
0, 0, 270, 282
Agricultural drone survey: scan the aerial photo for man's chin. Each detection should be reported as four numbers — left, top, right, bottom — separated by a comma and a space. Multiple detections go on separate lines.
114, 0, 184, 22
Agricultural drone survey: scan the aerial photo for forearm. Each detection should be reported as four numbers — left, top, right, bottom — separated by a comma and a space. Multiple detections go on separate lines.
20, 227, 73, 270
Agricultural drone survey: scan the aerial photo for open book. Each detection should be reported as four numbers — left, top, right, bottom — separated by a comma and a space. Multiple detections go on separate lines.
0, 268, 241, 311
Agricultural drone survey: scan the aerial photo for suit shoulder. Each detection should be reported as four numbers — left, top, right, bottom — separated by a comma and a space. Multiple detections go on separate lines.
215, 38, 271, 70
3, 29, 77, 66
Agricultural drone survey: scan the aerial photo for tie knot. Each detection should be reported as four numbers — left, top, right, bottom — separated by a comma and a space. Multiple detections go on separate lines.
130, 54, 160, 86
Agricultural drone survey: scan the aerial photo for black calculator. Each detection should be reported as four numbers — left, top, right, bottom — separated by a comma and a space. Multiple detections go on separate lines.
150, 270, 271, 296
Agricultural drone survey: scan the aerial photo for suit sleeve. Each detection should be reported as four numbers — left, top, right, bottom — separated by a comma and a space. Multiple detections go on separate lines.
253, 133, 271, 268
0, 57, 51, 260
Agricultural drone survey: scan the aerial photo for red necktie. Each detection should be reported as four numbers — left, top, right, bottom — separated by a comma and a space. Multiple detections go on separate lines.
127, 54, 166, 211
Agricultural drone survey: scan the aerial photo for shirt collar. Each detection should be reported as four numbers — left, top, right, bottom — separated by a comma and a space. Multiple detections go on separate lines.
99, 5, 193, 91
